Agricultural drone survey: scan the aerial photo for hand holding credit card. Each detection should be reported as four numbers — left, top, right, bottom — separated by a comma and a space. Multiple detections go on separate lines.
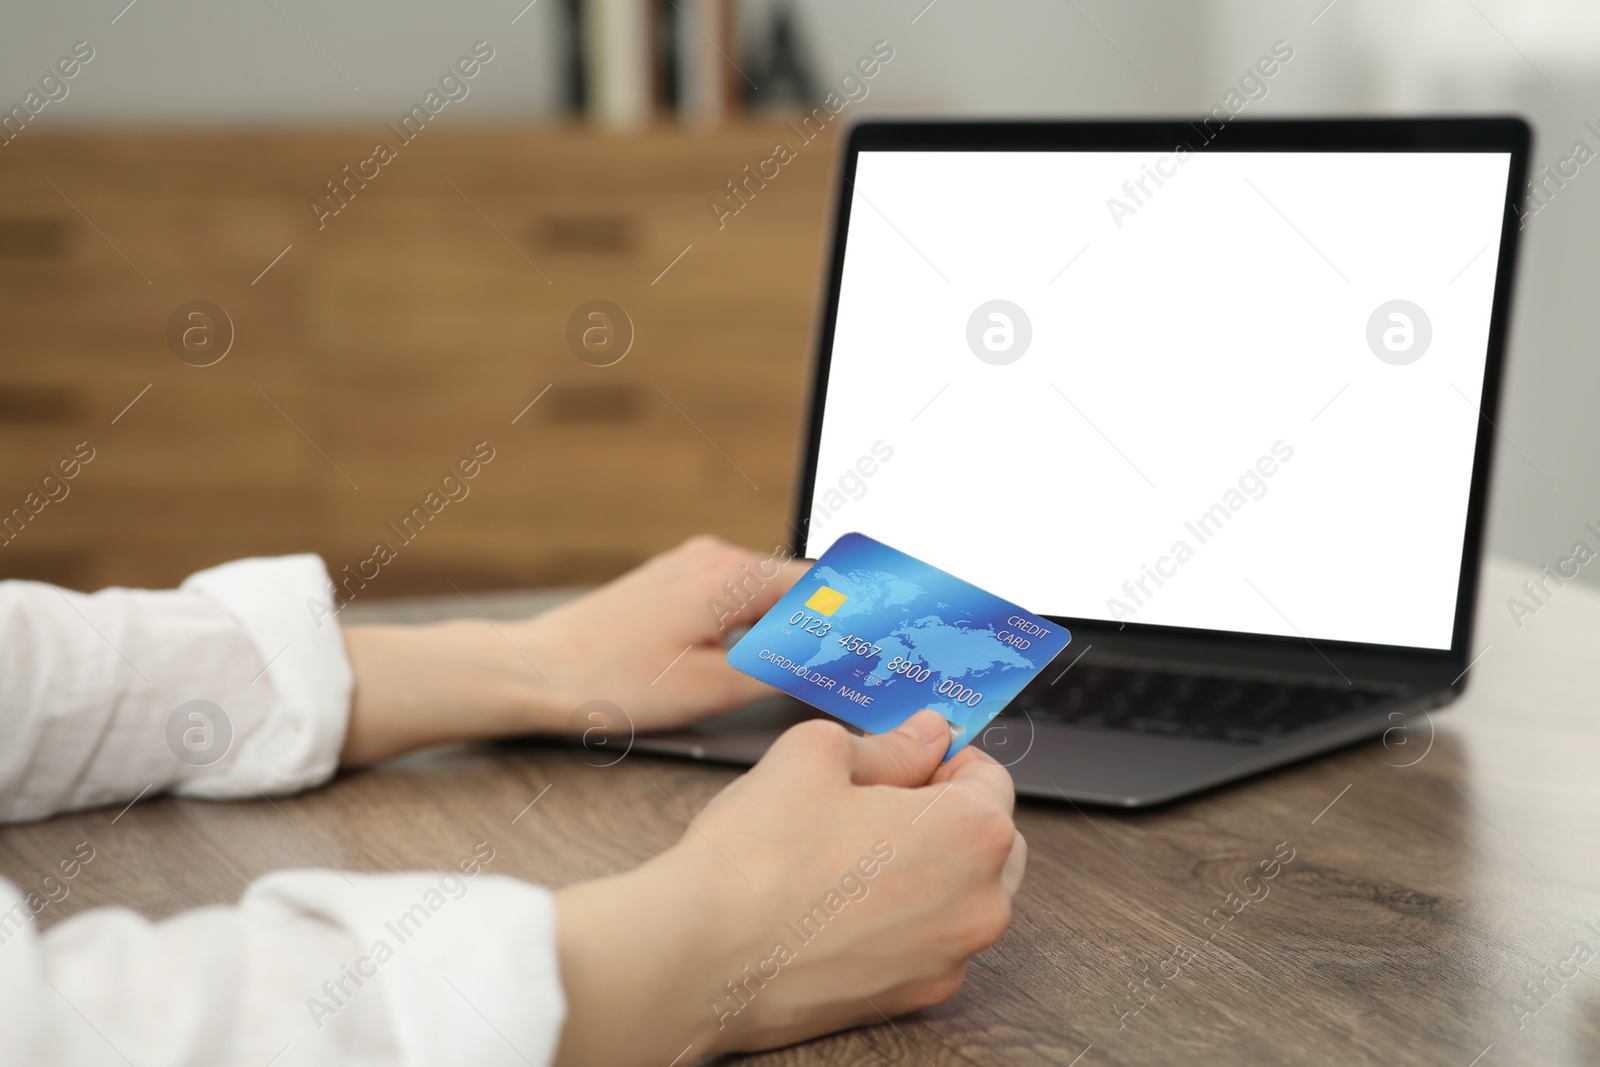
727, 532, 1072, 758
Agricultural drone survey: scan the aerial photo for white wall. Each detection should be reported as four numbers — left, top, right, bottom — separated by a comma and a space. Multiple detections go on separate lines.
775, 0, 1206, 113
0, 0, 566, 124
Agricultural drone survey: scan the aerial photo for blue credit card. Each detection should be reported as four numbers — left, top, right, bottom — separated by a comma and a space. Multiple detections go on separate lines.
727, 532, 1072, 758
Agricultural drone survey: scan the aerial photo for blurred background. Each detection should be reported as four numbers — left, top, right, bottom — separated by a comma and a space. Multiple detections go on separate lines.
0, 0, 1594, 601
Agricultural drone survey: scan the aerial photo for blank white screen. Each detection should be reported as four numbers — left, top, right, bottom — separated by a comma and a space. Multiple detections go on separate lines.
806, 149, 1510, 650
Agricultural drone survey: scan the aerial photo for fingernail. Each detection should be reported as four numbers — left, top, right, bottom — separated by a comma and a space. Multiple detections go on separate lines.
970, 746, 1000, 764
898, 710, 949, 745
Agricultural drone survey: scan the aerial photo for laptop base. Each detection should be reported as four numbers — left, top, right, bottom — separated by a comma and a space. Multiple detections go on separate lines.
627, 687, 1455, 808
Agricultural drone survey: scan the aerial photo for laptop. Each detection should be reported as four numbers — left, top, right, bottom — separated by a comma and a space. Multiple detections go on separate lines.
634, 117, 1530, 806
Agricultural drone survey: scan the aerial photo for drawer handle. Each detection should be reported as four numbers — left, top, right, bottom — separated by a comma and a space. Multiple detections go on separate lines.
543, 384, 643, 424
533, 214, 639, 254
0, 386, 81, 424
0, 548, 88, 584
0, 218, 69, 259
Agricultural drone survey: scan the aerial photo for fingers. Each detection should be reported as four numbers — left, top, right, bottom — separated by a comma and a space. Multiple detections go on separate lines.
848, 709, 951, 787
927, 745, 1017, 816
867, 964, 972, 1018
670, 536, 811, 636
668, 648, 781, 715
1000, 830, 1028, 895
717, 557, 812, 630
764, 712, 951, 788
755, 557, 814, 610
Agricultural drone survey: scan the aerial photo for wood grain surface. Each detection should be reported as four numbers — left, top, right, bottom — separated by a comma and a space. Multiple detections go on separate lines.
3, 555, 1598, 1066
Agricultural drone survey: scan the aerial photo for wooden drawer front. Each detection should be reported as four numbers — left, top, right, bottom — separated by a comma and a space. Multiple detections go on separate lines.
0, 125, 840, 591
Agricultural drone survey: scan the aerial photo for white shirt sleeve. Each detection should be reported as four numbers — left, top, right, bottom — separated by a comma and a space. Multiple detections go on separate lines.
0, 554, 351, 819
0, 557, 567, 1067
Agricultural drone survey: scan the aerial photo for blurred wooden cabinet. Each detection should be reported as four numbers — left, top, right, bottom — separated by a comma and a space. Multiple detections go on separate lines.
0, 124, 834, 592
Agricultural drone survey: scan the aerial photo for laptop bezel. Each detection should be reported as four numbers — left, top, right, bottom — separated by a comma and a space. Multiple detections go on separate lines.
789, 117, 1530, 689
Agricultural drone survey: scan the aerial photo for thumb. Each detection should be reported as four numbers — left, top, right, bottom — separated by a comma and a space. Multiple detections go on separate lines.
850, 709, 951, 787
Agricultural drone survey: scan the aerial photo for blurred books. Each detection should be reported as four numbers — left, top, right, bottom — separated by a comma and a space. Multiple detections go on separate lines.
568, 0, 817, 128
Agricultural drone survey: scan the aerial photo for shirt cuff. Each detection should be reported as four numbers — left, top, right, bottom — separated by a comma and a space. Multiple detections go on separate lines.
178, 555, 353, 798
250, 868, 567, 1066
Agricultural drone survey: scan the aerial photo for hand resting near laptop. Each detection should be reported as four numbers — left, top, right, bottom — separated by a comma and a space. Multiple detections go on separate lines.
0, 535, 1023, 1066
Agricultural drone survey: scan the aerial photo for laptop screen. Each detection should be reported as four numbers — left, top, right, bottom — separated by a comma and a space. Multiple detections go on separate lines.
803, 147, 1513, 651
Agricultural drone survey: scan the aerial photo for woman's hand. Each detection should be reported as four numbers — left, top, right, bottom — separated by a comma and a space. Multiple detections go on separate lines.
338, 539, 1023, 1060
339, 536, 809, 766
553, 710, 1027, 1065
515, 534, 812, 732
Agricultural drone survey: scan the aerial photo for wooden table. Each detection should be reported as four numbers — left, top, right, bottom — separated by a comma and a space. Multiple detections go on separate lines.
5, 555, 1599, 1065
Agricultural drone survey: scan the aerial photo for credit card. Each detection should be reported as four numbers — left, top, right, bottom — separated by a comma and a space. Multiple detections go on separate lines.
727, 532, 1072, 758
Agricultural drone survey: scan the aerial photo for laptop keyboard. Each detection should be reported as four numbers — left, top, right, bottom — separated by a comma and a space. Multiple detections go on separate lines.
1003, 662, 1405, 744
